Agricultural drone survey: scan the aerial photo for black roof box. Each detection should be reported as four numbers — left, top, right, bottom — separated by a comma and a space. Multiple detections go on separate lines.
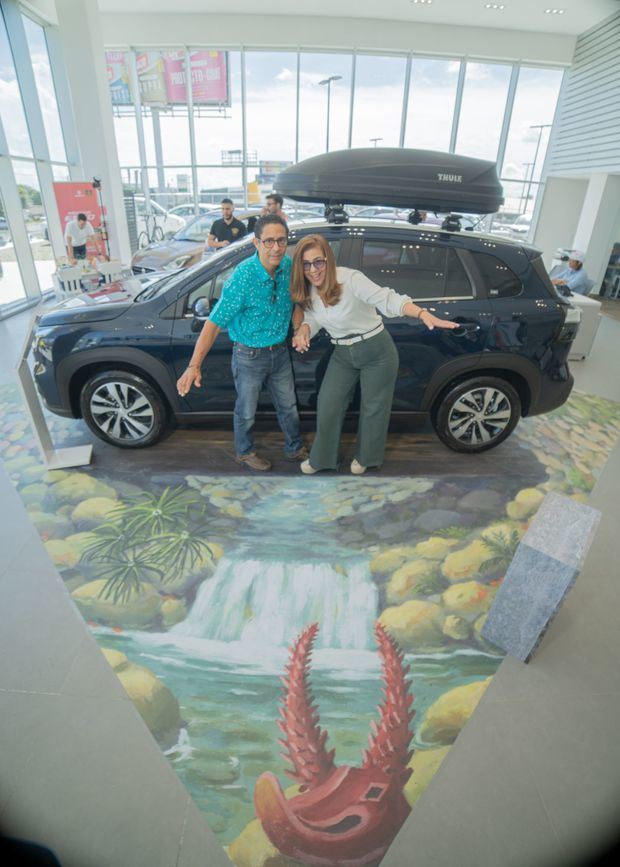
275, 148, 504, 214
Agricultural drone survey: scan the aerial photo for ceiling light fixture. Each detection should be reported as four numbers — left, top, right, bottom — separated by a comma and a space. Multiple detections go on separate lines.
484, 3, 506, 9
544, 8, 565, 13
411, 1, 433, 5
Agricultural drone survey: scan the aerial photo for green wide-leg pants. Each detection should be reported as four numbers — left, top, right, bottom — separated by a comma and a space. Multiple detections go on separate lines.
309, 329, 399, 470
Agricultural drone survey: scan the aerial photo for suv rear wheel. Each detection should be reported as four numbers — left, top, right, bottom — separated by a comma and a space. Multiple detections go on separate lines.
80, 370, 168, 448
433, 376, 521, 453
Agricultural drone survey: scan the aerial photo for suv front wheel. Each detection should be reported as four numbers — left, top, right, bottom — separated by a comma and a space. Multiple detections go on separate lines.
80, 370, 168, 448
433, 376, 521, 453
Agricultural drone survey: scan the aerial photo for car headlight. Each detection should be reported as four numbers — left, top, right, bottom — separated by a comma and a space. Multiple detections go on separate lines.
163, 255, 193, 271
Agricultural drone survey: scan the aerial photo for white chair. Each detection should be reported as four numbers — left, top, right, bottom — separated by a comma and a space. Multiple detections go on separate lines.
55, 265, 84, 295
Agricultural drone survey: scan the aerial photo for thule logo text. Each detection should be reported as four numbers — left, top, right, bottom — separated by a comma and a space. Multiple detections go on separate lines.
437, 173, 463, 183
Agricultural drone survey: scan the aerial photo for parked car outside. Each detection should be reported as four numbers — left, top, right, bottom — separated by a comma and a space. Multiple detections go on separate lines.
508, 213, 532, 240
32, 215, 578, 454
131, 209, 261, 274
168, 203, 215, 223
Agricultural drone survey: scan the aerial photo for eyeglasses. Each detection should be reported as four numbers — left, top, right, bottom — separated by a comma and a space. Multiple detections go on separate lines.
302, 258, 327, 272
260, 237, 288, 249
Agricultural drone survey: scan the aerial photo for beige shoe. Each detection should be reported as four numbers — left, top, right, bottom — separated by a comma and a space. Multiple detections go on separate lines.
350, 458, 367, 475
300, 459, 318, 475
235, 452, 272, 471
286, 446, 309, 462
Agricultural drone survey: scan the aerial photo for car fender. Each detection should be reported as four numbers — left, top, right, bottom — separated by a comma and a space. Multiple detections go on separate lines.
57, 347, 178, 415
421, 352, 541, 414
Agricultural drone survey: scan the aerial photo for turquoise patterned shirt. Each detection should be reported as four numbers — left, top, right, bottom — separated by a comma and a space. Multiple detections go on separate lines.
209, 253, 293, 346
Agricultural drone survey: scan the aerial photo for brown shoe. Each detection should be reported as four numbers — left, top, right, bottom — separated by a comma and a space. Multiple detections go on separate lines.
235, 452, 272, 471
285, 446, 309, 462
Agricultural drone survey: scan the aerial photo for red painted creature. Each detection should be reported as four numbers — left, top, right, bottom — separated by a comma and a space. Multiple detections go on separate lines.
254, 622, 415, 866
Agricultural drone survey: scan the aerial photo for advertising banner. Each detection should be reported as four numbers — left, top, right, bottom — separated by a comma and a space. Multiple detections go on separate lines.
106, 51, 131, 105
106, 50, 229, 107
53, 182, 106, 259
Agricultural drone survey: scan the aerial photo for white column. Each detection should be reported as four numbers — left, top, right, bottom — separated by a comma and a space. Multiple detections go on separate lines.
54, 0, 131, 264
573, 174, 620, 295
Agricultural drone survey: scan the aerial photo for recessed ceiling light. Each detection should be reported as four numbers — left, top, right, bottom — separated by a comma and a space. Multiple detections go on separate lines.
544, 8, 565, 12
484, 3, 506, 9
411, 1, 433, 5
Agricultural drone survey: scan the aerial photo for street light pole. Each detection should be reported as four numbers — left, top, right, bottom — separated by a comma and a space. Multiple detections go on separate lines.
520, 162, 534, 213
370, 137, 383, 148
319, 75, 342, 152
526, 123, 552, 211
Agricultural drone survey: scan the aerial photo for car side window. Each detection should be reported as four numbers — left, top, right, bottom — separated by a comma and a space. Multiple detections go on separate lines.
183, 263, 237, 315
361, 241, 472, 299
471, 252, 522, 298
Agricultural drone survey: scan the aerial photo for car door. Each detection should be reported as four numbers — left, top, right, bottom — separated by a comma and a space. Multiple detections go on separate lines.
353, 232, 493, 411
169, 249, 254, 412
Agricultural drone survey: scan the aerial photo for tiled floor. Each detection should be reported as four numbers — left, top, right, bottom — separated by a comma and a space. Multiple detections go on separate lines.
1, 303, 619, 867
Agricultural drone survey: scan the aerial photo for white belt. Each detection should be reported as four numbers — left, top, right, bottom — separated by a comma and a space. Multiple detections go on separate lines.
330, 323, 384, 347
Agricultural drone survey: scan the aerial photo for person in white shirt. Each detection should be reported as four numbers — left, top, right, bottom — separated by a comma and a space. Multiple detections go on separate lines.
64, 212, 95, 263
291, 234, 458, 475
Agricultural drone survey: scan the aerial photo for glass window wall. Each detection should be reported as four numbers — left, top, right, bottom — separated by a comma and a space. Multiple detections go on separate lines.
245, 51, 297, 164
404, 58, 460, 151
11, 159, 54, 289
455, 61, 513, 162
298, 52, 352, 159
0, 188, 26, 306
351, 53, 407, 148
22, 15, 66, 162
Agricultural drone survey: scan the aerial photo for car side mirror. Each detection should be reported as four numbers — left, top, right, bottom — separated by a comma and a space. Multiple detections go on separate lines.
191, 297, 211, 331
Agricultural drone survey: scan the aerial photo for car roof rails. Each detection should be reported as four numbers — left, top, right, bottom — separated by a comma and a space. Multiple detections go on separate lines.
274, 147, 504, 215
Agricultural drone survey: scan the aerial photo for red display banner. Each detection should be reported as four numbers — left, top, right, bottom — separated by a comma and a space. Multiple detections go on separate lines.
163, 50, 229, 105
53, 182, 106, 259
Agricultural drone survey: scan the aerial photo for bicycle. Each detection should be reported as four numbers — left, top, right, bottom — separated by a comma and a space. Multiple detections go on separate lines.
137, 211, 165, 248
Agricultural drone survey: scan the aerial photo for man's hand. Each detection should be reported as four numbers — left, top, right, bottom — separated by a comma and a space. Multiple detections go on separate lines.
293, 324, 311, 353
177, 366, 202, 397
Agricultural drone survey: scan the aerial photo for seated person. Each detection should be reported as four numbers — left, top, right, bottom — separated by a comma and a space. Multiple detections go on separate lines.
207, 198, 248, 250
551, 250, 590, 295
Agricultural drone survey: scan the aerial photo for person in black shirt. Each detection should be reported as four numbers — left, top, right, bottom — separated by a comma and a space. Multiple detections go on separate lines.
207, 198, 248, 250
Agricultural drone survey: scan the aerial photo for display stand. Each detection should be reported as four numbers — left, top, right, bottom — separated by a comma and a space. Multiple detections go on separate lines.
14, 314, 92, 469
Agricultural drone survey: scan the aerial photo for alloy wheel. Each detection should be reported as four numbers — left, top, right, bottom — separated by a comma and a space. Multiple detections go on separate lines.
447, 386, 513, 446
89, 381, 155, 442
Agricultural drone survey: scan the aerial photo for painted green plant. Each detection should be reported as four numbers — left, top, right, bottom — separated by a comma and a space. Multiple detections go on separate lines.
436, 525, 471, 540
82, 486, 215, 602
481, 529, 521, 573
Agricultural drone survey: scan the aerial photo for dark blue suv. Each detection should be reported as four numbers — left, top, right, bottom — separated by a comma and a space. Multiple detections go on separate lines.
32, 218, 577, 453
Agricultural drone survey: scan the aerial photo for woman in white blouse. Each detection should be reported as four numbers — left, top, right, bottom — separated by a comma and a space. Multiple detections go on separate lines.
290, 234, 458, 474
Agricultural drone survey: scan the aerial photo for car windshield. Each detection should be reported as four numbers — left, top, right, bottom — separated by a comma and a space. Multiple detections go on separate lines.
134, 238, 255, 301
175, 214, 217, 242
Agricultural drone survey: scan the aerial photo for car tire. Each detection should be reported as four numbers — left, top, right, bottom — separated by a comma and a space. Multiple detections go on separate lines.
80, 370, 168, 448
433, 376, 521, 453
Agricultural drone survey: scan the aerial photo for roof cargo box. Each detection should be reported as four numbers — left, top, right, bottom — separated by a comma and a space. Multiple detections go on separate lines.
275, 148, 504, 214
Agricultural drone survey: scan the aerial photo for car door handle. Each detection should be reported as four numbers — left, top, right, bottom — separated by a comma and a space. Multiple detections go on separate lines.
451, 323, 481, 336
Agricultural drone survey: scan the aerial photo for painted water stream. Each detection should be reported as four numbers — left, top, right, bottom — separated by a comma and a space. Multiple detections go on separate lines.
99, 481, 502, 843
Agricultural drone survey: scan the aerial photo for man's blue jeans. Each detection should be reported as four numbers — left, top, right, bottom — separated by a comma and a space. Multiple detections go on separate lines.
231, 342, 302, 457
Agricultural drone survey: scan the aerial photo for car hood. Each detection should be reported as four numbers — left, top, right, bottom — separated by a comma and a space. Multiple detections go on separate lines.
131, 238, 201, 270
38, 276, 155, 325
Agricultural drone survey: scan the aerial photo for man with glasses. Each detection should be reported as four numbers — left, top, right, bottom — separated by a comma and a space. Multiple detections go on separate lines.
176, 214, 307, 471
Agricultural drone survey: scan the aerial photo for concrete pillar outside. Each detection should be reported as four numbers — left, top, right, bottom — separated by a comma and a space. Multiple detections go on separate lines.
54, 0, 131, 264
573, 174, 620, 295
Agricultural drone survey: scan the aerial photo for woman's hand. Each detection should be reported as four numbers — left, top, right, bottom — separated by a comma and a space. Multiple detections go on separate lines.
419, 309, 460, 331
177, 365, 202, 397
292, 324, 311, 353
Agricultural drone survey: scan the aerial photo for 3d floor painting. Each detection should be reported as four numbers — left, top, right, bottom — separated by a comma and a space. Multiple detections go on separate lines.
2, 382, 619, 867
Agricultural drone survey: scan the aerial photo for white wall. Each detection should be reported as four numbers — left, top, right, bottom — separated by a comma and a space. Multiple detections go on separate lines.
533, 176, 588, 270
100, 12, 576, 64
547, 12, 620, 175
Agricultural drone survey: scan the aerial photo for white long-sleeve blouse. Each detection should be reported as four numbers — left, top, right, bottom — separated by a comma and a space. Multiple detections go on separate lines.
301, 267, 412, 339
